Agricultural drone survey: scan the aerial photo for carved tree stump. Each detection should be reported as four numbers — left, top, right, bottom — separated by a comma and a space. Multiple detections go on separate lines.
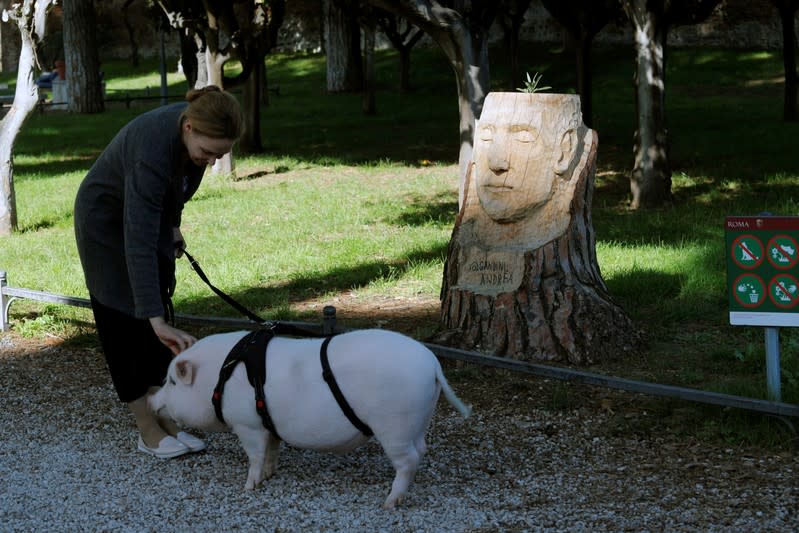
439, 93, 641, 364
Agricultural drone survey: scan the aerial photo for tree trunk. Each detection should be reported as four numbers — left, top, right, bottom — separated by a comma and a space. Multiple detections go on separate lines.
398, 47, 412, 93
324, 0, 362, 93
438, 93, 640, 364
203, 48, 233, 176
624, 0, 672, 209
366, 0, 497, 207
362, 17, 376, 115
62, 0, 105, 114
499, 0, 532, 92
773, 0, 799, 120
574, 34, 593, 128
0, 0, 55, 236
122, 0, 140, 67
240, 60, 263, 152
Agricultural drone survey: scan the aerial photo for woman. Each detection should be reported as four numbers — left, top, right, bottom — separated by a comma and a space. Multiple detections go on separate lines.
74, 86, 243, 458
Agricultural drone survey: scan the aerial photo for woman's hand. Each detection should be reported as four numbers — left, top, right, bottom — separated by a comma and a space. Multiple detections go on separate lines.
149, 316, 197, 355
173, 227, 186, 258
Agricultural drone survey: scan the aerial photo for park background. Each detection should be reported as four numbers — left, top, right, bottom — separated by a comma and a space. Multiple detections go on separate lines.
0, 0, 798, 448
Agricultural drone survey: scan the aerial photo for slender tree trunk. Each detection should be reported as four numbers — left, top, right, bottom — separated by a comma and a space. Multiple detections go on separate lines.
362, 17, 376, 115
366, 0, 497, 207
203, 47, 234, 176
774, 1, 799, 120
0, 0, 55, 236
324, 0, 362, 93
625, 0, 672, 209
449, 34, 491, 208
398, 47, 412, 93
240, 60, 263, 152
122, 0, 140, 67
62, 0, 105, 114
574, 34, 594, 128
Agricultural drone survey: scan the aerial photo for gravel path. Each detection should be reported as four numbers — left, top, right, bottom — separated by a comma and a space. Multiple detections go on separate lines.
0, 334, 796, 532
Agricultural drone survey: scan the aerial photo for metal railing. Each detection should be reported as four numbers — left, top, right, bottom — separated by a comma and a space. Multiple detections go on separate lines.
2, 269, 797, 420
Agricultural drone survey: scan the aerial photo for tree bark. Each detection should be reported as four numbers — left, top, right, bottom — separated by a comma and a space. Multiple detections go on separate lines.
362, 15, 376, 115
499, 0, 532, 92
122, 0, 140, 67
621, 0, 722, 208
622, 0, 672, 209
241, 60, 263, 152
0, 0, 55, 236
324, 0, 363, 93
62, 0, 105, 114
770, 0, 799, 120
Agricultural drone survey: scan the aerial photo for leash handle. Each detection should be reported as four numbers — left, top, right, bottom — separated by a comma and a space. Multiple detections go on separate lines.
182, 250, 267, 324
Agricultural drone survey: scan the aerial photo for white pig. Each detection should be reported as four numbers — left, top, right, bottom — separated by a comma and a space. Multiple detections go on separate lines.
148, 328, 471, 509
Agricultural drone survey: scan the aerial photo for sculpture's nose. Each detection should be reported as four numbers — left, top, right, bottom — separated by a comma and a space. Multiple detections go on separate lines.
487, 149, 509, 173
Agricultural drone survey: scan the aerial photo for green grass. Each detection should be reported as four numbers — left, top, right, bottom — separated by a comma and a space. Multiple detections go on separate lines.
1, 43, 798, 448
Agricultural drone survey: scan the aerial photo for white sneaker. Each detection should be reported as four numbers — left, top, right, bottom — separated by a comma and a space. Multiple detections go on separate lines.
175, 431, 206, 453
137, 435, 191, 459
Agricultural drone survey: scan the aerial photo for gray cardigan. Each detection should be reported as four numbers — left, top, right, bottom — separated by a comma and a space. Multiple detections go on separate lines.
74, 103, 204, 319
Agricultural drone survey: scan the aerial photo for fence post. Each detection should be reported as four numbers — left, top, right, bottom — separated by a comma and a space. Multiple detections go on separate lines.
323, 305, 336, 335
1, 271, 8, 332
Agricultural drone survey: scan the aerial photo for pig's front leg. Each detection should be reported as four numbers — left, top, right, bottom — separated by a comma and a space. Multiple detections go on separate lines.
233, 425, 270, 490
263, 432, 281, 479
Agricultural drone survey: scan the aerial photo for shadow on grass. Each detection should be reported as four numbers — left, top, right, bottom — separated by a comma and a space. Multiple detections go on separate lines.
14, 155, 99, 177
177, 244, 448, 322
380, 191, 459, 227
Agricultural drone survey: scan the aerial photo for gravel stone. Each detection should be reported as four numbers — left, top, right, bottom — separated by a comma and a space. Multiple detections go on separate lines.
0, 337, 796, 532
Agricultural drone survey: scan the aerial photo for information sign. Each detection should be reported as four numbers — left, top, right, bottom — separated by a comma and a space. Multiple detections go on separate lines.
726, 216, 799, 326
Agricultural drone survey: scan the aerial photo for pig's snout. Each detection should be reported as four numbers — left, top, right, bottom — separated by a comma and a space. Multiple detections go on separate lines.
147, 388, 167, 416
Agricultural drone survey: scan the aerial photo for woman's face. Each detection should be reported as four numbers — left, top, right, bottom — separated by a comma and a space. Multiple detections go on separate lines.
182, 121, 235, 167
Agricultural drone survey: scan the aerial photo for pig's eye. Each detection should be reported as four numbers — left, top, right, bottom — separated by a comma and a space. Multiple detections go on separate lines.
168, 376, 176, 386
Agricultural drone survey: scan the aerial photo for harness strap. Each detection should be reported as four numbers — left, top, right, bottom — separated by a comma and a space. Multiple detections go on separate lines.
212, 329, 373, 440
212, 329, 282, 440
320, 336, 374, 437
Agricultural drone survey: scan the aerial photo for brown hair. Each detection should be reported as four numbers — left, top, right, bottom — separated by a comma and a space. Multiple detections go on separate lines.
180, 85, 244, 140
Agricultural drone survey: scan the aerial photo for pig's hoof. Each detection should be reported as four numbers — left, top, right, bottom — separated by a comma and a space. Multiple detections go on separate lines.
382, 496, 402, 510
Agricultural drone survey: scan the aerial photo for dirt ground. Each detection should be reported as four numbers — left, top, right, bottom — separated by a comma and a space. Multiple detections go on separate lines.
1, 294, 797, 531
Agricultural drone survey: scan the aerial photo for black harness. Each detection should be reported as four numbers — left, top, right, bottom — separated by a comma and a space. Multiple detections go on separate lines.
211, 325, 374, 440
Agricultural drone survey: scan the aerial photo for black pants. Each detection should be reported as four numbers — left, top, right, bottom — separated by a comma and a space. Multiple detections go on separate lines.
90, 295, 172, 403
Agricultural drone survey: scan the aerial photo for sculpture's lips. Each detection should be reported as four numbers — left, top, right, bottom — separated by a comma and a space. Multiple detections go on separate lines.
481, 184, 513, 192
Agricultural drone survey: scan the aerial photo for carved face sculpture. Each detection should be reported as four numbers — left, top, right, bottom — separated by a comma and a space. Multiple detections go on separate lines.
473, 93, 580, 224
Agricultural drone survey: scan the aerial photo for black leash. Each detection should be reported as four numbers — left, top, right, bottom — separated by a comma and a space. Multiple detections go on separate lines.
183, 249, 268, 324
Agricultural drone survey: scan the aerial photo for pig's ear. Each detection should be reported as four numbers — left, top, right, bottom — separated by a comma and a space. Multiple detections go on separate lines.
175, 360, 195, 385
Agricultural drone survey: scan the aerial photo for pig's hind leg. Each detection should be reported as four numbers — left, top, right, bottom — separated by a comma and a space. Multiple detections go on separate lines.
233, 425, 271, 490
263, 432, 281, 479
379, 439, 425, 509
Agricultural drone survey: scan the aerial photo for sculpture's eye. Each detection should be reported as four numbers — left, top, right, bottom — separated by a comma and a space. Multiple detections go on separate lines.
479, 126, 494, 142
513, 128, 537, 144
168, 376, 176, 386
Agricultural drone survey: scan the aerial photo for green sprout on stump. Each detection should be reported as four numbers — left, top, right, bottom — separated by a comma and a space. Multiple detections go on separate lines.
517, 72, 551, 93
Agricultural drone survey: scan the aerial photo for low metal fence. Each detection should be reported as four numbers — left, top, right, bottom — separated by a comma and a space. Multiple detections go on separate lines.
2, 269, 797, 421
